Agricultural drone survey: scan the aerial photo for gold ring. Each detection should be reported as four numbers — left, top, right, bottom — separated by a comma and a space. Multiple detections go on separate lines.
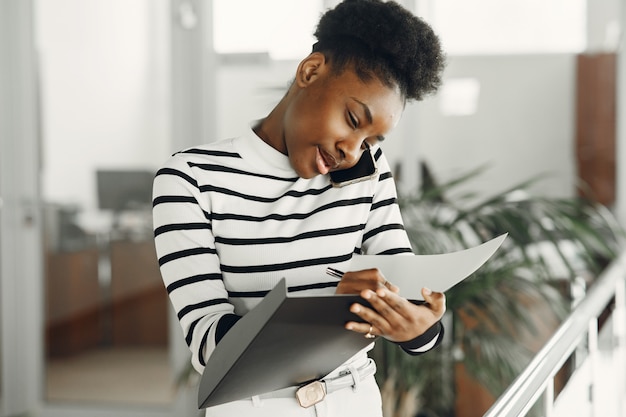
364, 325, 376, 339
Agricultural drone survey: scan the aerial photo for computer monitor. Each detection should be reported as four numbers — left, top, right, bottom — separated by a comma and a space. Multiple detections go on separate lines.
96, 169, 155, 212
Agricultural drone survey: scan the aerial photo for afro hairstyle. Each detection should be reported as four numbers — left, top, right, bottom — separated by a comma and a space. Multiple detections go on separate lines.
313, 0, 445, 101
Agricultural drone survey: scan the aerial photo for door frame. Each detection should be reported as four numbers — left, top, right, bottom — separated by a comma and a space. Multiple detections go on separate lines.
0, 1, 212, 416
0, 0, 42, 415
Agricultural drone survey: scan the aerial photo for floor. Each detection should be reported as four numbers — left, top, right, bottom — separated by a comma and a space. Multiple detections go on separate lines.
45, 346, 175, 406
39, 311, 626, 415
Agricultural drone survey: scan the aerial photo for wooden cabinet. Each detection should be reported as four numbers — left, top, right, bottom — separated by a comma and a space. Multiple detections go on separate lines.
45, 248, 102, 357
45, 239, 168, 357
576, 53, 616, 206
110, 239, 168, 346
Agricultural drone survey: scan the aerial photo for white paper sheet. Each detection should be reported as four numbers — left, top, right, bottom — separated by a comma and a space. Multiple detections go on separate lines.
349, 233, 507, 300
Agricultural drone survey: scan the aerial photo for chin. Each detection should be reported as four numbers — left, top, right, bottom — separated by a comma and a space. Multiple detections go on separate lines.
297, 168, 322, 180
291, 163, 315, 180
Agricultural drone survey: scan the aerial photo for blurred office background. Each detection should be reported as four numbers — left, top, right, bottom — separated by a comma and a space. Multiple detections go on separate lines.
1, 1, 625, 416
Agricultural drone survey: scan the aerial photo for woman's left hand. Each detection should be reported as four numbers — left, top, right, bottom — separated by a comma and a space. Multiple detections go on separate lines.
345, 284, 446, 343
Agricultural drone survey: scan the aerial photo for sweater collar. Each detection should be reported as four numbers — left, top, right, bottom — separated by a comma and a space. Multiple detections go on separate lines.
235, 122, 297, 176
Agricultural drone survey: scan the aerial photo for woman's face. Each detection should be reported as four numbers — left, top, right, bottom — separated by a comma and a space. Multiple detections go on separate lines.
275, 54, 405, 179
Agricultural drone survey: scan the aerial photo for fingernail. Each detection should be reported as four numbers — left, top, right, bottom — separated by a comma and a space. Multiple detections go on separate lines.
351, 304, 361, 313
423, 287, 432, 295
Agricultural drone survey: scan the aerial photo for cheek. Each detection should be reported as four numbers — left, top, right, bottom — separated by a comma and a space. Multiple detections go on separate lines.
284, 95, 313, 138
285, 108, 321, 147
284, 86, 345, 148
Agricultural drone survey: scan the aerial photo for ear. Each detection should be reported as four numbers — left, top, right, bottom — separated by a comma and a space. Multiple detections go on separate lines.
295, 52, 327, 88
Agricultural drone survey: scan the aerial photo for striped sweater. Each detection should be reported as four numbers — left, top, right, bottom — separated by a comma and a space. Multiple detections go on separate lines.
153, 126, 440, 374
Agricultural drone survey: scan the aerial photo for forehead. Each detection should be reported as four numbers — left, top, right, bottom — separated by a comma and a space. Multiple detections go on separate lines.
329, 68, 404, 128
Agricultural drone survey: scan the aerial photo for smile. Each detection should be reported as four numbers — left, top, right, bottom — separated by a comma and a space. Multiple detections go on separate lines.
316, 147, 339, 175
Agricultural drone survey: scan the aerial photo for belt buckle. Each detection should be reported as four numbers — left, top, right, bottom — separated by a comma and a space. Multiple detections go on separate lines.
295, 380, 326, 408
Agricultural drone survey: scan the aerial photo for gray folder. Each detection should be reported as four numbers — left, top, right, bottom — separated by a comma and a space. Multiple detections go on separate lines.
197, 279, 376, 408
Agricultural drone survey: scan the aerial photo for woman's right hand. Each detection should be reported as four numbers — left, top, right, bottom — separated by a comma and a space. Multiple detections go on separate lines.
335, 268, 399, 295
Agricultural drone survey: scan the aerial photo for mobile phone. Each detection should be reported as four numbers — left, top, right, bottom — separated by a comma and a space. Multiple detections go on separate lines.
329, 146, 378, 188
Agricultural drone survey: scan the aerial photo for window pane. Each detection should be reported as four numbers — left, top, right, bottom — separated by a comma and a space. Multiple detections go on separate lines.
213, 0, 323, 60
428, 0, 586, 54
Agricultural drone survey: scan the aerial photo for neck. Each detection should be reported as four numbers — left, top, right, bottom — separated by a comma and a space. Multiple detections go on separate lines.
252, 121, 271, 144
252, 95, 290, 155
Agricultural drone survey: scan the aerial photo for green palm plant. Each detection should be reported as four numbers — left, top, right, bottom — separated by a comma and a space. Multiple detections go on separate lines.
372, 163, 624, 417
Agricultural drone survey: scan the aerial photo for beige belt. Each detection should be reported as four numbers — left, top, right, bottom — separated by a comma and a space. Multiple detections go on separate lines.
258, 358, 377, 408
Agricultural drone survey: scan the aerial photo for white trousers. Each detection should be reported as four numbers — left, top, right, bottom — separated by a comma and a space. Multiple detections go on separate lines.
204, 374, 382, 417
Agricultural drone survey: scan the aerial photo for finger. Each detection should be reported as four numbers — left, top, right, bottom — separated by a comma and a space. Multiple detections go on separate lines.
360, 289, 405, 328
382, 279, 400, 293
345, 321, 378, 337
369, 287, 414, 321
421, 287, 433, 300
422, 287, 446, 316
336, 269, 387, 294
364, 269, 393, 292
348, 299, 391, 333
364, 323, 377, 338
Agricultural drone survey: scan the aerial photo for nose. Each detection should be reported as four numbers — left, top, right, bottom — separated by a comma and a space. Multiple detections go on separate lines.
336, 137, 363, 166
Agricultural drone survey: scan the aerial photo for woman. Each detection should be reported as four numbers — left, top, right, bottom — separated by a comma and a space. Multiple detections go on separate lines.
153, 1, 447, 416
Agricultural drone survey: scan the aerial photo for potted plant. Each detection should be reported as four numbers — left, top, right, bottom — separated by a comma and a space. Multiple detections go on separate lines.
372, 163, 624, 417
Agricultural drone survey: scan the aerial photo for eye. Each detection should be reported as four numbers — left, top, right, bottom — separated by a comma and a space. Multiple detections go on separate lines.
347, 111, 358, 129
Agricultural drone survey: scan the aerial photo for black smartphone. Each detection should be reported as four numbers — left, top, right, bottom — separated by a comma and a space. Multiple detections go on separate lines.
329, 146, 378, 188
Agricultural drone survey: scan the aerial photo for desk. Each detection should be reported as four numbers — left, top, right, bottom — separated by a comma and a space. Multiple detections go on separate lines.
109, 239, 168, 346
45, 238, 168, 357
45, 248, 102, 356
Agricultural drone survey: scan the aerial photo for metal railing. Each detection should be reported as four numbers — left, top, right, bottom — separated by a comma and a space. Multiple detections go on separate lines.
484, 249, 626, 417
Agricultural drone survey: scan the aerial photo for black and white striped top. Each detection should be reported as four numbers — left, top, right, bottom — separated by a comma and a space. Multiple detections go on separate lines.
153, 127, 438, 374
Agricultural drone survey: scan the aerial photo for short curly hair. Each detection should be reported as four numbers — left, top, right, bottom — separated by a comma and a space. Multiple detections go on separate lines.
313, 0, 445, 102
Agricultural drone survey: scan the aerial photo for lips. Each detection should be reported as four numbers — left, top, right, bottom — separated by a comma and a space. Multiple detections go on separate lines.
316, 147, 339, 175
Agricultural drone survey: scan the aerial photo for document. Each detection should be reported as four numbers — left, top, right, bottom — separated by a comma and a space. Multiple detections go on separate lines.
349, 233, 507, 300
198, 234, 507, 408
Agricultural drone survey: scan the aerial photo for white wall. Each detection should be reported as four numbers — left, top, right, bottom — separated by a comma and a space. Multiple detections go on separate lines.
36, 1, 612, 215
36, 0, 171, 211
215, 59, 295, 140
414, 54, 577, 201
215, 54, 578, 202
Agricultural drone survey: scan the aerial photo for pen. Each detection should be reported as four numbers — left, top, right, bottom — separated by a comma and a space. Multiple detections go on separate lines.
325, 267, 344, 279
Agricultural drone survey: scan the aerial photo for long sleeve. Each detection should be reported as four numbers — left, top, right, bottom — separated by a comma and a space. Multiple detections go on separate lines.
153, 154, 234, 373
361, 147, 444, 354
153, 134, 443, 375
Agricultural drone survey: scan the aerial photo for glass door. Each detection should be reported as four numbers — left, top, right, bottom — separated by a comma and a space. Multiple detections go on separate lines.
2, 0, 212, 415
23, 0, 206, 416
35, 0, 177, 409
